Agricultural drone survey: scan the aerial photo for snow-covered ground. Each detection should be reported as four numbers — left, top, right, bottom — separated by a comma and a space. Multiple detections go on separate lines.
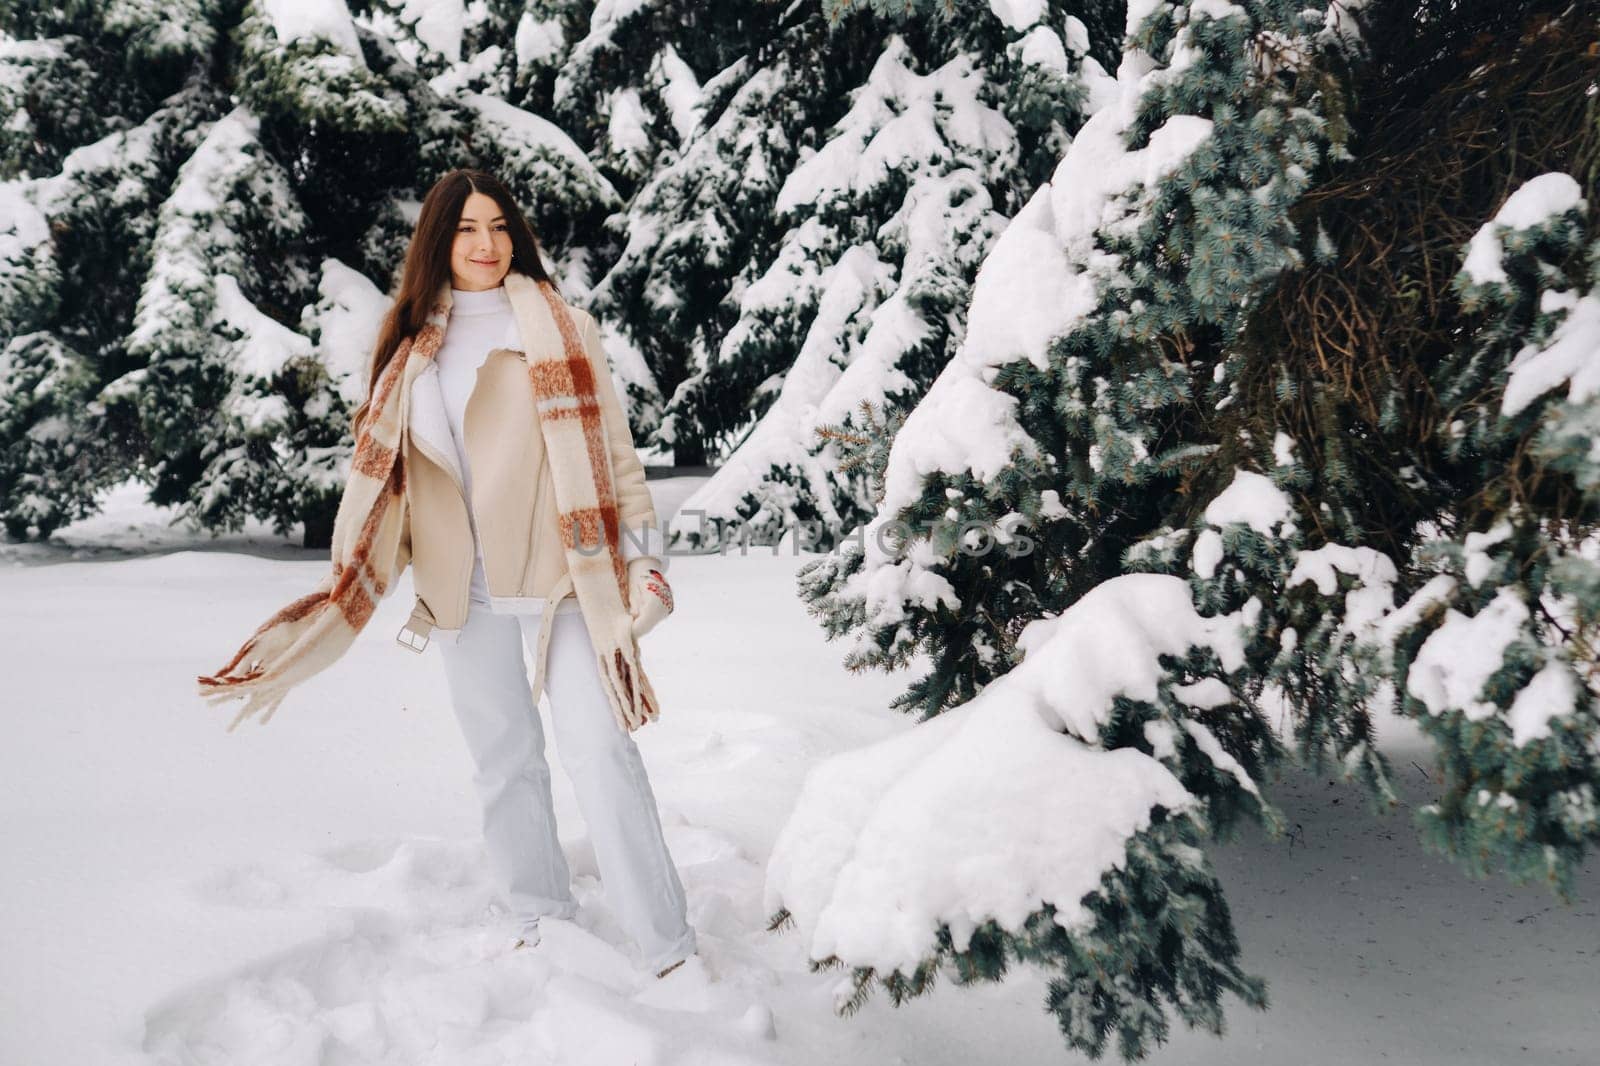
3, 477, 1597, 1065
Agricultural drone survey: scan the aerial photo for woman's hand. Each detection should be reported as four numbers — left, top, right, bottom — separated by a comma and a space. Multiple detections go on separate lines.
627, 557, 673, 638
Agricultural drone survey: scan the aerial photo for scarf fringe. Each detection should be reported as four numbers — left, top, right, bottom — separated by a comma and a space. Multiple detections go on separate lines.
596, 630, 660, 734
201, 685, 292, 732
196, 575, 333, 723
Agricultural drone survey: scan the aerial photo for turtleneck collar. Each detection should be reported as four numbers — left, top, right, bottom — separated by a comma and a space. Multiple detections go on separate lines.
450, 283, 511, 316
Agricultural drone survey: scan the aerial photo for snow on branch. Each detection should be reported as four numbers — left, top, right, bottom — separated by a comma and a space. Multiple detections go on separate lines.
765, 571, 1257, 976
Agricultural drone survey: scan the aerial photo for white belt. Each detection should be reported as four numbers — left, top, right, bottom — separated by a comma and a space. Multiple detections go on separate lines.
527, 572, 575, 708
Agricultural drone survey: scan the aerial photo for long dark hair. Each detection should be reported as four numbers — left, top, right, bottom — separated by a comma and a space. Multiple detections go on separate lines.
351, 168, 555, 438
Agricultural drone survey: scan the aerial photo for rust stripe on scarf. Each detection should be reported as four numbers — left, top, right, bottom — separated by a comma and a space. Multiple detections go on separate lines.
330, 460, 400, 626
614, 649, 634, 705
366, 337, 412, 422
527, 357, 580, 401
412, 322, 445, 360
562, 344, 625, 585
198, 671, 261, 689
352, 439, 395, 480
203, 589, 325, 679
374, 464, 405, 596
334, 573, 377, 630
559, 505, 623, 552
350, 474, 394, 568
536, 399, 602, 421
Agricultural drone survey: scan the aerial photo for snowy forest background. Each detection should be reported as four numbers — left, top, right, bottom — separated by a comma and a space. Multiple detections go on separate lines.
3, 0, 1600, 1062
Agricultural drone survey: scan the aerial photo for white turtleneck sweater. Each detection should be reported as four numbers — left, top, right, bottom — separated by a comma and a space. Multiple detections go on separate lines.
436, 284, 515, 606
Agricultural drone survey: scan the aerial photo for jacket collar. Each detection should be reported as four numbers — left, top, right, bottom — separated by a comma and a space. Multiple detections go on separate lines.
407, 359, 462, 487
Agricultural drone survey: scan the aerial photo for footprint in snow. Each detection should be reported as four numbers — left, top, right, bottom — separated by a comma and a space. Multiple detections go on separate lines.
145, 830, 781, 1065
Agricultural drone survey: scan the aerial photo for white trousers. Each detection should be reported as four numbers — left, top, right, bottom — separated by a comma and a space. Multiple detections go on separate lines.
436, 602, 696, 973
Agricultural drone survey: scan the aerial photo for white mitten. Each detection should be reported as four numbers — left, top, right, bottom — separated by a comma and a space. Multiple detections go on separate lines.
627, 556, 674, 638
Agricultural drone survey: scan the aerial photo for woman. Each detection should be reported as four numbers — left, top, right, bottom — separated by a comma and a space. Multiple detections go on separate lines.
198, 168, 696, 980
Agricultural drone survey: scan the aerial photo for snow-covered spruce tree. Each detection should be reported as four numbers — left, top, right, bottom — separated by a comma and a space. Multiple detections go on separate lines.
799, 0, 1354, 714
504, 0, 724, 191
0, 1, 224, 538
774, 1, 1361, 1057
1389, 173, 1600, 896
1171, 0, 1600, 891
0, 179, 79, 538
672, 2, 1114, 551
582, 2, 894, 465
120, 103, 325, 537
0, 1, 388, 542
0, 30, 112, 181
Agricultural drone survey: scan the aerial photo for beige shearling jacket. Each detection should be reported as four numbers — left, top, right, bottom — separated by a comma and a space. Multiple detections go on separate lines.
394, 300, 664, 659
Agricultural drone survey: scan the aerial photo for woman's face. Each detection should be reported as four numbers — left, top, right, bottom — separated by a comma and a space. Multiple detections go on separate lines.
450, 191, 514, 291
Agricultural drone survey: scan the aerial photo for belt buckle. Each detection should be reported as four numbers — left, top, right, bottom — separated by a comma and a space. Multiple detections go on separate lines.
395, 625, 429, 653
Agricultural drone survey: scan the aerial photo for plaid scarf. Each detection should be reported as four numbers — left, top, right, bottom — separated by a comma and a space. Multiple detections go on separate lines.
197, 271, 660, 733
